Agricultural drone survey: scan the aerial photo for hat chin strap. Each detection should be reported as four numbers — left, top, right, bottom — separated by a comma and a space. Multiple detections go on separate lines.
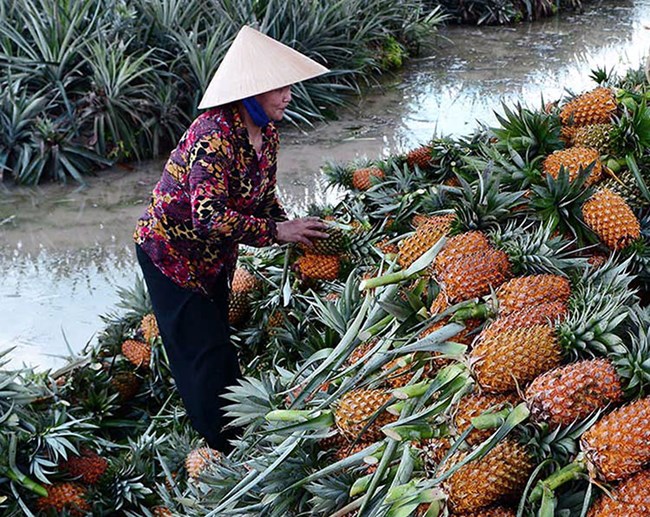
242, 97, 271, 127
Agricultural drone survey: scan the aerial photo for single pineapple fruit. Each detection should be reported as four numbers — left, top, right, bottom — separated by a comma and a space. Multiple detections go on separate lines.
580, 396, 650, 482
140, 313, 160, 342
228, 290, 250, 326
110, 371, 141, 401
398, 215, 454, 269
586, 252, 609, 268
480, 302, 568, 341
295, 253, 340, 281
345, 339, 378, 367
433, 231, 491, 277
334, 389, 397, 441
582, 188, 641, 250
36, 482, 90, 517
300, 223, 348, 255
542, 147, 603, 185
439, 248, 512, 303
63, 448, 109, 484
185, 447, 223, 480
375, 238, 399, 255
405, 145, 433, 170
232, 267, 261, 293
429, 290, 449, 316
454, 391, 520, 445
560, 125, 577, 146
496, 274, 571, 314
352, 166, 384, 190
560, 87, 617, 127
573, 123, 618, 155
411, 213, 442, 228
121, 339, 151, 368
319, 432, 348, 453
265, 309, 285, 337
153, 507, 173, 517
525, 358, 624, 427
601, 169, 650, 210
418, 437, 453, 475
382, 356, 436, 389
471, 317, 562, 394
324, 291, 340, 302
587, 468, 650, 516
443, 439, 534, 514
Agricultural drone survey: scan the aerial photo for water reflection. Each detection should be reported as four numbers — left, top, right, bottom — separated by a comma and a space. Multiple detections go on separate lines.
1, 246, 136, 370
395, 0, 650, 146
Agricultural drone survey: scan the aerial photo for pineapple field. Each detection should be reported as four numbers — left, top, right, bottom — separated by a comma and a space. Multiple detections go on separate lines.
4, 64, 650, 516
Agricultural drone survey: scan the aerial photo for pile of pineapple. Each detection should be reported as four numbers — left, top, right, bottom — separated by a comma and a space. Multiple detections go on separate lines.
3, 66, 650, 515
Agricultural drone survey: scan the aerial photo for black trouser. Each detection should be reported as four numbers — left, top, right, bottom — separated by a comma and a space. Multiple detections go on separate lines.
135, 244, 241, 451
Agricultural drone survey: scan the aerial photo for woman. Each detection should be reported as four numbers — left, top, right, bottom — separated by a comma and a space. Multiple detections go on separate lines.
134, 26, 329, 451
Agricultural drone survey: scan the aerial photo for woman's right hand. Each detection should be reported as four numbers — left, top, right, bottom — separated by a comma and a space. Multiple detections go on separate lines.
276, 217, 329, 246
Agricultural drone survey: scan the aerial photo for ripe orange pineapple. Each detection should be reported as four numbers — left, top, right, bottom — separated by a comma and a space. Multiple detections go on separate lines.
152, 507, 173, 517
397, 215, 454, 269
454, 391, 520, 445
232, 267, 261, 293
496, 274, 571, 314
334, 389, 397, 441
525, 358, 624, 427
345, 339, 378, 367
442, 439, 534, 514
110, 371, 141, 401
63, 448, 109, 484
587, 468, 650, 516
471, 312, 562, 393
542, 147, 603, 185
405, 145, 433, 170
375, 238, 399, 255
186, 447, 223, 480
432, 231, 491, 277
332, 441, 377, 473
295, 253, 340, 281
438, 248, 512, 303
140, 313, 159, 342
480, 302, 568, 342
121, 339, 151, 368
419, 437, 453, 474
580, 396, 650, 482
582, 188, 641, 250
352, 166, 384, 190
560, 87, 617, 128
36, 482, 90, 516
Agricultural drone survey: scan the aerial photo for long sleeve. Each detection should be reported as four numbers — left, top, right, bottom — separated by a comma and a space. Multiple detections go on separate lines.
188, 134, 277, 247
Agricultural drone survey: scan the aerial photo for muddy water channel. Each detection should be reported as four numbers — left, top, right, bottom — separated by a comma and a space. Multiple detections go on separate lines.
2, 0, 650, 369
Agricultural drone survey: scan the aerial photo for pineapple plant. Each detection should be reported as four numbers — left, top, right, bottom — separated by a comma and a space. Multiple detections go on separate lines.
140, 313, 159, 342
542, 147, 603, 185
432, 231, 491, 275
35, 482, 90, 516
352, 166, 385, 190
300, 221, 350, 255
580, 396, 650, 482
405, 145, 433, 170
397, 214, 454, 269
295, 253, 341, 281
232, 266, 261, 293
600, 168, 650, 210
185, 447, 223, 480
587, 468, 650, 516
110, 370, 141, 402
559, 87, 618, 128
121, 339, 151, 368
62, 448, 109, 484
524, 358, 624, 427
572, 123, 619, 155
334, 389, 397, 442
442, 439, 534, 513
581, 188, 641, 249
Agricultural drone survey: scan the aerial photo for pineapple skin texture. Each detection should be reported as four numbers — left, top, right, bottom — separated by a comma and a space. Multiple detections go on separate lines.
582, 188, 641, 250
296, 253, 341, 281
587, 468, 650, 516
525, 358, 624, 427
542, 147, 603, 186
560, 87, 617, 127
334, 389, 396, 441
36, 482, 90, 516
496, 274, 571, 314
443, 439, 533, 514
580, 397, 650, 482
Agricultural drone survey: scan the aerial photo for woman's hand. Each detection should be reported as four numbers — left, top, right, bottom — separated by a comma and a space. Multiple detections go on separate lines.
276, 217, 329, 246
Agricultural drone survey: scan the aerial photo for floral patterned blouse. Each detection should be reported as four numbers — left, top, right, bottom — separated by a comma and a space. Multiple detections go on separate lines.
134, 103, 286, 296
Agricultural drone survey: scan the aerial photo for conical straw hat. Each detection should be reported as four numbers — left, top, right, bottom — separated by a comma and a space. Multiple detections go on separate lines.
198, 26, 330, 110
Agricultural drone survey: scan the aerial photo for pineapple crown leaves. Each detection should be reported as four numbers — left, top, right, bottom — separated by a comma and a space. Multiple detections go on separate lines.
475, 142, 545, 190
558, 257, 637, 357
489, 221, 588, 276
528, 166, 596, 245
589, 66, 616, 86
448, 165, 527, 234
615, 100, 650, 155
489, 101, 563, 158
222, 372, 289, 430
305, 471, 358, 516
612, 304, 650, 397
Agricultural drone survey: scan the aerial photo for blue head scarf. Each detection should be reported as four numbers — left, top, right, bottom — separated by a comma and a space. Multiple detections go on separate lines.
242, 96, 271, 127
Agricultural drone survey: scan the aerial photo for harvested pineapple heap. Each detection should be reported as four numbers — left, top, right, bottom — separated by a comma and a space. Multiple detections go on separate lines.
4, 69, 650, 516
